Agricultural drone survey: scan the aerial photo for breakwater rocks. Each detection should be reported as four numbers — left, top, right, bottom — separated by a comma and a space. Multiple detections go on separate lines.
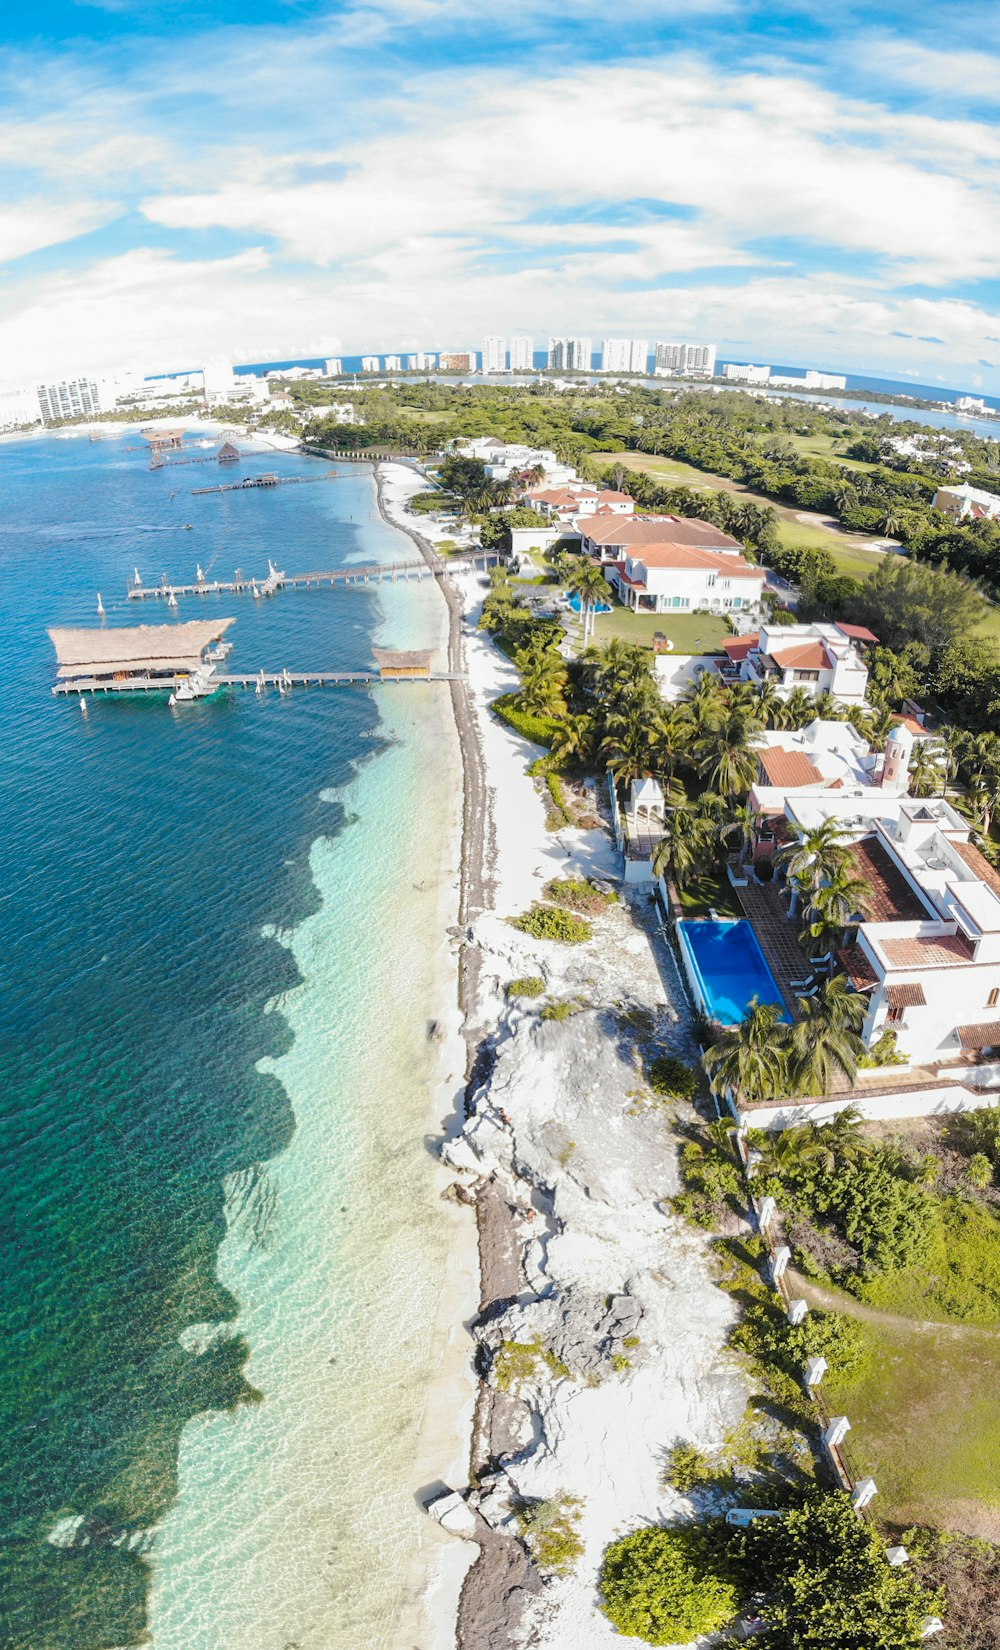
435, 895, 751, 1648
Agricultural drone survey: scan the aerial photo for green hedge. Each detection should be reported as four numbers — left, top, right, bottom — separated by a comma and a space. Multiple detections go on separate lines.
491, 692, 559, 748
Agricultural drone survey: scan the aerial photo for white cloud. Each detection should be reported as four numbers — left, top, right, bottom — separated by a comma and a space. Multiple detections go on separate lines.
0, 199, 116, 264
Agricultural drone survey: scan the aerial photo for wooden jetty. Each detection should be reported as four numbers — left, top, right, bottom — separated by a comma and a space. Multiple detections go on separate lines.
191, 471, 337, 495
53, 668, 466, 697
126, 552, 500, 601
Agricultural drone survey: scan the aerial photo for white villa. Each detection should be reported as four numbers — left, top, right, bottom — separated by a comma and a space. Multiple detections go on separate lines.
453, 437, 578, 484
574, 513, 742, 563
721, 620, 878, 705
934, 482, 1000, 520
525, 484, 634, 522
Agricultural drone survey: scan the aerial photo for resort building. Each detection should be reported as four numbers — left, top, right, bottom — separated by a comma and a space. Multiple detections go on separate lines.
361, 357, 381, 372
600, 338, 648, 374
573, 513, 740, 562
509, 335, 534, 371
525, 485, 634, 522
605, 539, 766, 615
723, 363, 771, 385
653, 342, 716, 377
384, 355, 403, 372
439, 352, 476, 372
481, 337, 507, 373
453, 437, 578, 484
720, 620, 877, 705
37, 377, 102, 422
934, 482, 1000, 520
323, 358, 343, 376
547, 337, 592, 372
407, 352, 437, 371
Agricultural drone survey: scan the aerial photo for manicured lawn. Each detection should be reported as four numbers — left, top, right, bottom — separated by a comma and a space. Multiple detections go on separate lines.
676, 872, 741, 919
587, 604, 732, 653
825, 1319, 1000, 1534
779, 430, 877, 472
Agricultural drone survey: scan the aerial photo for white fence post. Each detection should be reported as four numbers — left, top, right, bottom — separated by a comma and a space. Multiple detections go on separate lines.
803, 1356, 827, 1391
824, 1416, 850, 1450
787, 1299, 808, 1325
770, 1245, 791, 1282
757, 1195, 777, 1230
852, 1477, 878, 1510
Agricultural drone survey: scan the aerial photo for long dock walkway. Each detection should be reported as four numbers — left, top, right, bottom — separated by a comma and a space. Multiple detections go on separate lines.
126, 553, 499, 601
191, 472, 337, 495
54, 669, 467, 697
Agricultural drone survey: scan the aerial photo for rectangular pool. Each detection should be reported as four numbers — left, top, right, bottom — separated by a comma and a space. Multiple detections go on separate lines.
677, 919, 791, 1025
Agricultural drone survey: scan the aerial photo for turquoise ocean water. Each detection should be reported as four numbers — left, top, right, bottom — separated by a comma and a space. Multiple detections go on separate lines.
0, 433, 463, 1649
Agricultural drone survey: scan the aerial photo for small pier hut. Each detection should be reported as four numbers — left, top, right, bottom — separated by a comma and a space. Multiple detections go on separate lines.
217, 441, 240, 463
49, 618, 235, 689
372, 647, 434, 680
143, 427, 186, 452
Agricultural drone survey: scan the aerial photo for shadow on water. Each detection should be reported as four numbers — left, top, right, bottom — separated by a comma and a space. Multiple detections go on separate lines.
0, 437, 393, 1648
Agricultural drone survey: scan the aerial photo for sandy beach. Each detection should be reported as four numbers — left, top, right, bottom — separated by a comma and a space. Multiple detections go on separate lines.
373, 461, 755, 1650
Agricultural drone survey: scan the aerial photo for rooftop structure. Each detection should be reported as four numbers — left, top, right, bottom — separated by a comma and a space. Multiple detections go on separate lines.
142, 427, 187, 451
49, 618, 235, 682
575, 513, 742, 559
525, 484, 633, 522
722, 620, 875, 706
934, 482, 1000, 520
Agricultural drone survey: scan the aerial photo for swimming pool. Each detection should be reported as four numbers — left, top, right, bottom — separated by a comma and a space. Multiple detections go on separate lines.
567, 592, 612, 614
677, 919, 791, 1025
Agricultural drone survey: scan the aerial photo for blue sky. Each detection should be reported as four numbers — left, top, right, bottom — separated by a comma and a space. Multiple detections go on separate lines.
2, 0, 1000, 387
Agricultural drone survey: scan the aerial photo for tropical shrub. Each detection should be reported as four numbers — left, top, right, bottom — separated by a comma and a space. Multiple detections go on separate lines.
511, 906, 593, 943
516, 1495, 584, 1574
544, 876, 613, 914
506, 976, 546, 998
662, 1441, 713, 1494
647, 1054, 699, 1100
600, 1524, 739, 1645
491, 692, 560, 747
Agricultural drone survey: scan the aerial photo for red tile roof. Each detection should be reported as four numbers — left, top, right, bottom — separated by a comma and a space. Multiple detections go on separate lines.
577, 514, 740, 549
767, 641, 833, 670
952, 839, 1000, 900
836, 623, 880, 643
847, 838, 930, 923
758, 747, 825, 788
957, 1021, 1000, 1049
723, 634, 760, 661
882, 932, 976, 966
839, 946, 878, 988
632, 543, 764, 578
886, 982, 927, 1008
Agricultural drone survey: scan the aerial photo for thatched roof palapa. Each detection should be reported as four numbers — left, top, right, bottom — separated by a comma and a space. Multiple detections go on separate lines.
49, 618, 235, 679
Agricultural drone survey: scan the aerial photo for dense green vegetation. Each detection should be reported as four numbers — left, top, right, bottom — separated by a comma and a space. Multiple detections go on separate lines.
599, 1495, 938, 1648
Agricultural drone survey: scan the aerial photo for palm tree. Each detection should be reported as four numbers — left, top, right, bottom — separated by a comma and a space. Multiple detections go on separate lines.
549, 711, 596, 767
719, 804, 765, 867
680, 667, 728, 736
908, 739, 945, 798
776, 818, 853, 918
790, 979, 867, 1095
567, 560, 612, 644
781, 685, 818, 730
864, 706, 899, 755
513, 640, 567, 716
811, 690, 843, 722
695, 704, 765, 801
600, 706, 655, 788
651, 805, 715, 891
749, 675, 783, 727
702, 1000, 792, 1109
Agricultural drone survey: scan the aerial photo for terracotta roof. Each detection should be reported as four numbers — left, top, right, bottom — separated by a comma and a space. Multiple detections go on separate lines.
758, 747, 825, 788
576, 514, 741, 549
767, 641, 833, 670
882, 932, 976, 966
839, 946, 878, 988
886, 982, 927, 1008
953, 839, 1000, 901
723, 634, 759, 661
892, 714, 930, 737
597, 490, 633, 503
847, 838, 930, 923
529, 486, 597, 506
631, 543, 763, 578
836, 623, 880, 643
957, 1022, 1000, 1049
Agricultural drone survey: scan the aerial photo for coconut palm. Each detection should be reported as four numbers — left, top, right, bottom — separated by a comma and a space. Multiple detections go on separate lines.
566, 559, 610, 645
776, 818, 852, 908
651, 799, 716, 890
549, 711, 597, 767
582, 637, 653, 702
781, 685, 819, 730
908, 738, 945, 798
680, 667, 728, 732
702, 999, 792, 1108
600, 705, 655, 788
695, 704, 765, 801
513, 639, 568, 716
864, 706, 899, 755
810, 690, 843, 721
719, 804, 766, 866
790, 980, 867, 1095
748, 675, 783, 727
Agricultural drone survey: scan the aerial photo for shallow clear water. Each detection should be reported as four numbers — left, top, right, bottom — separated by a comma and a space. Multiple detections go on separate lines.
0, 433, 462, 1649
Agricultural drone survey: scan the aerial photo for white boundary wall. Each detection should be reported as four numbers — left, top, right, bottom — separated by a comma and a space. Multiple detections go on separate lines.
738, 1084, 999, 1132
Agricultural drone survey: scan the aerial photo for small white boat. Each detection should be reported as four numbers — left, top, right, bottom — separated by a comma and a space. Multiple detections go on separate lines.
97, 593, 105, 616
169, 666, 217, 705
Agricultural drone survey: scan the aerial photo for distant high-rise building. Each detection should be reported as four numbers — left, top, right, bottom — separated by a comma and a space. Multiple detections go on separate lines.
601, 338, 648, 373
481, 336, 507, 373
323, 357, 343, 376
804, 369, 847, 391
36, 377, 102, 422
361, 356, 381, 372
509, 335, 533, 371
439, 352, 476, 372
407, 352, 437, 371
548, 337, 593, 372
723, 362, 770, 385
654, 342, 717, 377
384, 355, 402, 372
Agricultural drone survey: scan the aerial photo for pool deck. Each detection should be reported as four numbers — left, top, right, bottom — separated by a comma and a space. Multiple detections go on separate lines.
731, 879, 815, 1019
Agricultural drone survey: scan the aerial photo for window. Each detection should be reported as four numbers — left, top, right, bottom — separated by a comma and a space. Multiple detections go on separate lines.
989, 988, 999, 1008
793, 669, 821, 682
886, 1004, 905, 1024
706, 573, 716, 587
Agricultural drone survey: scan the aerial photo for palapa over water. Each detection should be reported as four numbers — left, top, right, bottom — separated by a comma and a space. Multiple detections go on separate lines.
49, 618, 236, 679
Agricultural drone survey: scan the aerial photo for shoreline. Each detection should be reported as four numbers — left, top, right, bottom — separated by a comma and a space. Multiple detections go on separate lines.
374, 459, 758, 1649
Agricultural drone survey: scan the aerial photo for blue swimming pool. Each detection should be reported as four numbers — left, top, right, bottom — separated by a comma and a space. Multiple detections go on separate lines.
677, 919, 791, 1025
567, 592, 612, 614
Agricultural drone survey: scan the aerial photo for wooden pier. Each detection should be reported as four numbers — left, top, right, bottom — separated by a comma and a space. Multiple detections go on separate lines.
126, 552, 500, 601
191, 471, 337, 495
54, 669, 466, 696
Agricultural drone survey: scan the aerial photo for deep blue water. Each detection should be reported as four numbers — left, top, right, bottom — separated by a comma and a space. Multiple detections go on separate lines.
679, 919, 791, 1025
0, 434, 402, 1649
